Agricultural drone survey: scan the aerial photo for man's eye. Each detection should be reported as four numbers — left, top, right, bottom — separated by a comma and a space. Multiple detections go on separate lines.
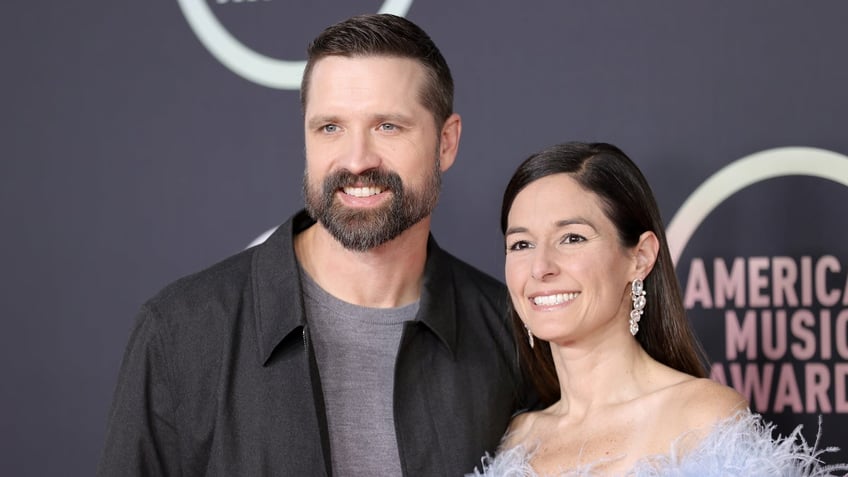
322, 124, 339, 133
561, 233, 585, 244
379, 123, 397, 131
507, 240, 532, 252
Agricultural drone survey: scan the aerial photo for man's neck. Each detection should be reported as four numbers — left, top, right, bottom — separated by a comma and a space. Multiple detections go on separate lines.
294, 218, 431, 308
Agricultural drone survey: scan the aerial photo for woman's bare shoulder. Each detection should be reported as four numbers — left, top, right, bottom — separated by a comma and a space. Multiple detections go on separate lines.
500, 409, 542, 449
674, 378, 749, 427
637, 377, 750, 453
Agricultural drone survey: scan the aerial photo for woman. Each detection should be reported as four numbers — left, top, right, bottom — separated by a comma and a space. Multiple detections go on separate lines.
471, 142, 847, 476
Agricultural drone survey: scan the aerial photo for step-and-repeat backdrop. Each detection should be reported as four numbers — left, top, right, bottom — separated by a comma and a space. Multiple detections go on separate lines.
3, 1, 847, 474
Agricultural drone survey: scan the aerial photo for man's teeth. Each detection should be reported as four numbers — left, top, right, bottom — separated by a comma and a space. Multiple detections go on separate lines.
343, 186, 383, 197
532, 292, 578, 306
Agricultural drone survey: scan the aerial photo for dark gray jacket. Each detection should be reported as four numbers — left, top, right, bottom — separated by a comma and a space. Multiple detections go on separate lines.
97, 211, 527, 476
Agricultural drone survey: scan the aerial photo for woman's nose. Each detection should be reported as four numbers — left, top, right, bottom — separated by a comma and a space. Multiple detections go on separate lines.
530, 247, 559, 281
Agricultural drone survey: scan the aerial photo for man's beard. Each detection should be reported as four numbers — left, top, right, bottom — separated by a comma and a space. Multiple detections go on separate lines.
303, 159, 441, 252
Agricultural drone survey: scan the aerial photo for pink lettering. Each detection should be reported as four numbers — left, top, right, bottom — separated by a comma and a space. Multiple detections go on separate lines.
726, 309, 757, 360
836, 363, 848, 413
773, 363, 802, 413
815, 255, 840, 306
761, 310, 787, 360
837, 309, 848, 360
684, 258, 713, 309
714, 257, 745, 308
843, 271, 848, 306
730, 362, 773, 413
804, 363, 832, 413
821, 309, 832, 360
789, 309, 816, 360
771, 256, 798, 307
748, 257, 770, 307
801, 257, 813, 307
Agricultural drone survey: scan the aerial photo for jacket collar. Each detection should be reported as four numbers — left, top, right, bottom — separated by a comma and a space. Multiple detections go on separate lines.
252, 210, 458, 365
416, 236, 458, 359
252, 211, 313, 365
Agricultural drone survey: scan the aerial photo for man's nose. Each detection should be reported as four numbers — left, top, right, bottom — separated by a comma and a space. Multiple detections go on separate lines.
342, 129, 382, 175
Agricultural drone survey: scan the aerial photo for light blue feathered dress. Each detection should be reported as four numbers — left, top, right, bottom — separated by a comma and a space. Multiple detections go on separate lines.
468, 413, 848, 477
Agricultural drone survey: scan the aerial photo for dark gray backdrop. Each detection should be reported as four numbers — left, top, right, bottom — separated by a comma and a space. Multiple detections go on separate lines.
3, 1, 847, 475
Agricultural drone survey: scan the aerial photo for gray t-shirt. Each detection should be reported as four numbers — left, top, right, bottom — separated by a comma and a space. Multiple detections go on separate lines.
302, 269, 418, 477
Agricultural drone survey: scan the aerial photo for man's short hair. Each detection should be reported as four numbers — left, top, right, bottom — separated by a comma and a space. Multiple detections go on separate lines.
300, 14, 454, 128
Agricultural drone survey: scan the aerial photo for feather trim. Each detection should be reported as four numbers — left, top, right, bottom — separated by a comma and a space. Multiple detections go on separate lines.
467, 413, 848, 477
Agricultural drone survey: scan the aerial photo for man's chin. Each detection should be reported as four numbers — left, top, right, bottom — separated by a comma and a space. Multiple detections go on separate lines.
326, 225, 396, 252
330, 203, 392, 223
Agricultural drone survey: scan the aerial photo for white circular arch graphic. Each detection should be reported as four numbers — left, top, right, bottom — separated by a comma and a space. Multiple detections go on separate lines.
177, 0, 415, 90
667, 147, 848, 266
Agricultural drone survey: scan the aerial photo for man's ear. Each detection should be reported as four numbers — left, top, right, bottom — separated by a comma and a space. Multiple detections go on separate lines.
634, 231, 660, 278
438, 113, 461, 172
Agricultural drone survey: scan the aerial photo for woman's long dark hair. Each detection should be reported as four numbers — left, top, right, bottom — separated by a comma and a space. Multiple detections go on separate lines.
501, 142, 708, 406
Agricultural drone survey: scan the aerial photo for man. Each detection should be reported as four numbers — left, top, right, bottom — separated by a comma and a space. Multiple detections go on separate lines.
98, 14, 528, 476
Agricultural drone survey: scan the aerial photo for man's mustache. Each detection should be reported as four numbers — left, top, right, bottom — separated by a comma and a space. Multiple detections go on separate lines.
323, 169, 403, 192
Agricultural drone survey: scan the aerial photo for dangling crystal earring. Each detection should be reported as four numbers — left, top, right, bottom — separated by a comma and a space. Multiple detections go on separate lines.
630, 278, 646, 336
525, 324, 534, 348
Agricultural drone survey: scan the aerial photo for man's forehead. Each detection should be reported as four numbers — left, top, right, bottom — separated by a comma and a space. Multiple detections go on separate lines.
303, 55, 429, 115
306, 55, 425, 93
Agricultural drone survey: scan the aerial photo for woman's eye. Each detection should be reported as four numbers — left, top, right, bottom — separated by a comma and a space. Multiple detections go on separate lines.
561, 233, 585, 244
507, 240, 532, 252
